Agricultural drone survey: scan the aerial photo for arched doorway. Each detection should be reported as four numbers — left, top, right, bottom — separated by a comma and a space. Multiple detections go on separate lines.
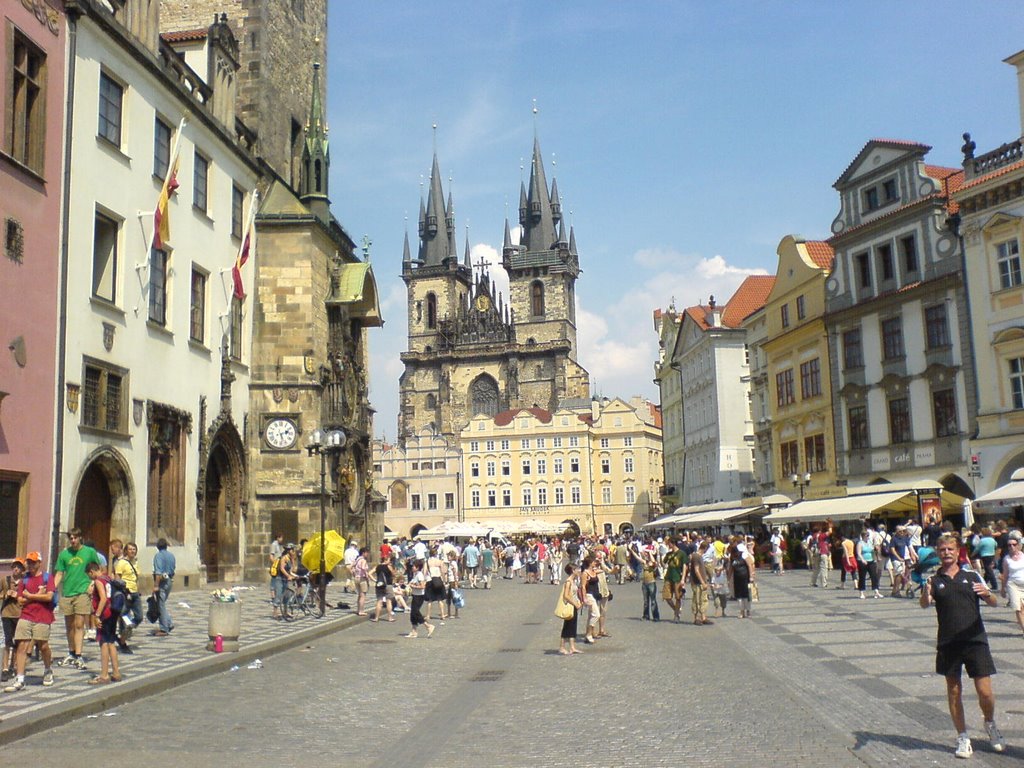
73, 448, 133, 559
410, 523, 427, 538
940, 473, 975, 500
619, 522, 635, 535
202, 424, 244, 582
562, 519, 581, 537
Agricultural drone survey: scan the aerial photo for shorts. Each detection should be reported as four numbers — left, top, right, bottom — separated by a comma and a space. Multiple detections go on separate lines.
892, 560, 906, 576
935, 641, 996, 679
13, 619, 52, 643
60, 592, 92, 616
356, 579, 369, 595
1007, 581, 1024, 611
96, 617, 118, 645
374, 586, 387, 600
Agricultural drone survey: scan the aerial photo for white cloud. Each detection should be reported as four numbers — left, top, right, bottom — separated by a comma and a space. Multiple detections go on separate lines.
575, 249, 767, 403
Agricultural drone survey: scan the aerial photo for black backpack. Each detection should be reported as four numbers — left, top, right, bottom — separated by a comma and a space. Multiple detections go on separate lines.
108, 578, 130, 616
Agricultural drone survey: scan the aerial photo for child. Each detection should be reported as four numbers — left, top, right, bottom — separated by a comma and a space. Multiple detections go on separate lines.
711, 561, 730, 618
85, 562, 120, 684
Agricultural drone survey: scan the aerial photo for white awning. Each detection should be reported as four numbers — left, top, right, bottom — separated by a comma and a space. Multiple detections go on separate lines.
973, 476, 1024, 509
673, 505, 768, 527
763, 490, 912, 524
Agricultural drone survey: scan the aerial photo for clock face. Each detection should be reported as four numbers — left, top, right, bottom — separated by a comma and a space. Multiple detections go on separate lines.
474, 295, 491, 312
265, 418, 297, 450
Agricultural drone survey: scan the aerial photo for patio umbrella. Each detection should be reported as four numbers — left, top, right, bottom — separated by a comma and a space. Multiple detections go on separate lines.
301, 529, 346, 574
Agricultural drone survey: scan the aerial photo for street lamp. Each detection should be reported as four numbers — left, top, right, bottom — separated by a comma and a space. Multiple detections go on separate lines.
791, 472, 811, 500
307, 427, 347, 617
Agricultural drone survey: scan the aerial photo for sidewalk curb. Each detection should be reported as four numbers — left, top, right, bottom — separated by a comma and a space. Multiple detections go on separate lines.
0, 612, 366, 746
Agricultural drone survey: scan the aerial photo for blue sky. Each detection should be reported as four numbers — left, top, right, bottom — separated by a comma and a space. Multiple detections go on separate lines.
326, 2, 1024, 440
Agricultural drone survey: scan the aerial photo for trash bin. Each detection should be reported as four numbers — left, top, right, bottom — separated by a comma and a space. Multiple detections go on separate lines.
207, 598, 242, 652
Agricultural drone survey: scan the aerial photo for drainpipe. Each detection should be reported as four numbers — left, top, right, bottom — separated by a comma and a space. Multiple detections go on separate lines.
50, 4, 80, 568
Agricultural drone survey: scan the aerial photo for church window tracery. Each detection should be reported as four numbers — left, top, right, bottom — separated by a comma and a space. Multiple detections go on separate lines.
470, 375, 500, 418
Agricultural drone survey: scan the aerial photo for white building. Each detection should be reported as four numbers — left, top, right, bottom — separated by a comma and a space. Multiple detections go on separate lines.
672, 277, 774, 505
653, 304, 684, 513
57, 4, 259, 583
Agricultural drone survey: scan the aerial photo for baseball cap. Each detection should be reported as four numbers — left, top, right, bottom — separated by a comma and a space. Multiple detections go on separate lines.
25, 551, 41, 562
12, 558, 25, 568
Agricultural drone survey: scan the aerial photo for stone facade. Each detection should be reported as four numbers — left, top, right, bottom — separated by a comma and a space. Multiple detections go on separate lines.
160, 0, 328, 185
398, 138, 590, 442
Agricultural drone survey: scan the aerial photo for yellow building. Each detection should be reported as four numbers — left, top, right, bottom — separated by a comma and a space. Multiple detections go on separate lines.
762, 236, 837, 497
460, 398, 663, 535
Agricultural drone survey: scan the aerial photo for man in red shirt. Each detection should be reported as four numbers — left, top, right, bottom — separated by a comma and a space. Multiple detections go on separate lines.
3, 552, 55, 692
380, 540, 393, 563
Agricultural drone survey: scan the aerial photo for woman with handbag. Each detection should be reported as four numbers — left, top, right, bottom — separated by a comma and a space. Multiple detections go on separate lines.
444, 551, 461, 619
425, 549, 448, 621
557, 563, 583, 655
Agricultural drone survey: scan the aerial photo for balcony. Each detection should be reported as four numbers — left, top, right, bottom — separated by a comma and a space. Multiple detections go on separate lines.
967, 137, 1023, 180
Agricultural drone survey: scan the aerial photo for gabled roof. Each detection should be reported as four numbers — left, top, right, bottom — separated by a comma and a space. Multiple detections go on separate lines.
804, 241, 835, 270
722, 275, 776, 327
834, 139, 931, 188
161, 29, 207, 44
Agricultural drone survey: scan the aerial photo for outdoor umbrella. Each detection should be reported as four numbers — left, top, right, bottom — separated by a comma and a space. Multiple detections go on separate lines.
302, 529, 347, 573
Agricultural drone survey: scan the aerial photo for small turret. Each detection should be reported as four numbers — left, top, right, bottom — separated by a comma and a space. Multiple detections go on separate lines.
550, 177, 562, 222
299, 62, 330, 223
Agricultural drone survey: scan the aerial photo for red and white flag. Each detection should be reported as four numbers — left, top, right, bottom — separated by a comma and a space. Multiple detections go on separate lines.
152, 117, 187, 249
232, 190, 258, 300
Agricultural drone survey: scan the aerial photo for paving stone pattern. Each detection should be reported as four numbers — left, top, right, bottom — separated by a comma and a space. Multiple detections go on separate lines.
3, 570, 1024, 767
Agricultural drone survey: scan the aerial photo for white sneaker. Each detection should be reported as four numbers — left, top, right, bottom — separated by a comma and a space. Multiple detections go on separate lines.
985, 721, 1006, 753
955, 735, 973, 759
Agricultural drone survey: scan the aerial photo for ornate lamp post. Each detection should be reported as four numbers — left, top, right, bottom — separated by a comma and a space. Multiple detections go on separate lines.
791, 472, 812, 500
307, 427, 346, 616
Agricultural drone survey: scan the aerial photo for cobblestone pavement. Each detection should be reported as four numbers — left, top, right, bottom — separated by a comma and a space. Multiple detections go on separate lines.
3, 569, 1023, 767
0, 581, 361, 742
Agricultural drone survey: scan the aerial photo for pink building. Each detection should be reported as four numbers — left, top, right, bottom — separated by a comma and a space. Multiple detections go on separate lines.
0, 0, 65, 566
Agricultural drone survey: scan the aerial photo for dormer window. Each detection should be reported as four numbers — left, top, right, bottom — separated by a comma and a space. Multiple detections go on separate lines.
883, 178, 898, 203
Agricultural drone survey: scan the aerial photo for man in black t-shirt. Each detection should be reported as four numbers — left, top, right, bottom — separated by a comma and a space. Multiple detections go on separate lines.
920, 534, 1005, 758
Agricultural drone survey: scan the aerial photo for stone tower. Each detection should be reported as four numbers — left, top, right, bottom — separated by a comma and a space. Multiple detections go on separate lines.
159, 0, 327, 186
398, 135, 590, 442
505, 136, 581, 356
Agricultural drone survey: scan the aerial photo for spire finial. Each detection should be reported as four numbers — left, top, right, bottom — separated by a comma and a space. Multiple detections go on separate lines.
432, 122, 437, 153
532, 98, 538, 137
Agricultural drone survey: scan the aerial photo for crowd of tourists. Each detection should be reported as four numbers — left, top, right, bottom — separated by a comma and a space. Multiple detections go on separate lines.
2, 528, 176, 692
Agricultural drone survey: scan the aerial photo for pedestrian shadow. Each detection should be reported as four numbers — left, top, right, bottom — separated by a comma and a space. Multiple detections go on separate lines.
852, 730, 1018, 759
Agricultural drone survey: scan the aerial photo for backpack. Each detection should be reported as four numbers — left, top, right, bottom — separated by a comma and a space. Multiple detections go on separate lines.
269, 557, 281, 577
108, 578, 130, 617
22, 572, 58, 609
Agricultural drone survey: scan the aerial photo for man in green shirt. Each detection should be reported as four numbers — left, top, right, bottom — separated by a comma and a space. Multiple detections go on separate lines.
53, 528, 100, 669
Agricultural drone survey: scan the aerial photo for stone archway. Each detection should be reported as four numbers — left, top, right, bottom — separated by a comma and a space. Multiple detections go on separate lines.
202, 422, 245, 583
72, 447, 134, 558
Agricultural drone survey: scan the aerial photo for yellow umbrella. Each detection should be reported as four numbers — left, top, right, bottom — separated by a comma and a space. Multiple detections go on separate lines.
302, 530, 346, 573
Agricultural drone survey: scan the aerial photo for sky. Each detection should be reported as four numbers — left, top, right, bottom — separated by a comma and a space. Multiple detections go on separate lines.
325, 2, 1024, 441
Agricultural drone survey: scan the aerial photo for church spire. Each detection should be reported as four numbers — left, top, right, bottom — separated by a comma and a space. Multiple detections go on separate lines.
463, 227, 472, 269
418, 148, 450, 266
299, 61, 330, 222
403, 230, 411, 265
522, 136, 557, 252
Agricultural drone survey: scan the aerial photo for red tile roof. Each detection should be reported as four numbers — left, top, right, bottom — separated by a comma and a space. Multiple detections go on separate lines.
804, 241, 835, 270
493, 407, 552, 426
955, 158, 1024, 195
683, 304, 712, 331
722, 275, 776, 328
161, 29, 207, 43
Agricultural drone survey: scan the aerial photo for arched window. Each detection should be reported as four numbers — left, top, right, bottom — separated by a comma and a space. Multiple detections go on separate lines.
425, 393, 437, 409
470, 375, 500, 418
426, 293, 437, 329
530, 280, 545, 317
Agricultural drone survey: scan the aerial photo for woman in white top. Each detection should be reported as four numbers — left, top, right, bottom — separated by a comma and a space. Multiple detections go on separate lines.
999, 531, 1024, 637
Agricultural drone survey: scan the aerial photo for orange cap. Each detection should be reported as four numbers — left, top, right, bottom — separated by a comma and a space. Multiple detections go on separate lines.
24, 551, 42, 562
11, 558, 25, 568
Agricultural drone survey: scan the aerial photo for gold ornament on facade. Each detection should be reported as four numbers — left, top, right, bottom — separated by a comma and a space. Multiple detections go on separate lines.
65, 383, 79, 414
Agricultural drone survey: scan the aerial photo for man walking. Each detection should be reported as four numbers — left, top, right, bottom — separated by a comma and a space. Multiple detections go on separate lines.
920, 534, 1005, 758
462, 539, 480, 588
53, 528, 100, 669
152, 538, 176, 636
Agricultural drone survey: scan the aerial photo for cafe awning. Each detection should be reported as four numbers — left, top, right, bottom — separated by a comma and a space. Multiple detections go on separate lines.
763, 490, 911, 524
644, 494, 791, 529
973, 468, 1024, 510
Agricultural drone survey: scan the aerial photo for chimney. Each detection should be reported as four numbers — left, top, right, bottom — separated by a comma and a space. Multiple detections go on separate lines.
1005, 49, 1024, 137
207, 14, 240, 130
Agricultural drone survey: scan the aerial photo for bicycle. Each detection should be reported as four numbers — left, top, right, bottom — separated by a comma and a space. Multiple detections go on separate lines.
284, 575, 324, 619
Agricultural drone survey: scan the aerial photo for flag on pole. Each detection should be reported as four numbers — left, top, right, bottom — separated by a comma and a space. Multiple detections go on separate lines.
232, 190, 258, 300
152, 117, 186, 249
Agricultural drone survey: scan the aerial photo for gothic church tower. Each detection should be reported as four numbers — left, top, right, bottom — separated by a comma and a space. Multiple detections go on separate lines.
398, 134, 590, 443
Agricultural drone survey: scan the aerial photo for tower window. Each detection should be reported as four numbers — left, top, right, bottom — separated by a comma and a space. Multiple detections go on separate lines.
426, 293, 437, 329
530, 280, 545, 317
470, 375, 500, 418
